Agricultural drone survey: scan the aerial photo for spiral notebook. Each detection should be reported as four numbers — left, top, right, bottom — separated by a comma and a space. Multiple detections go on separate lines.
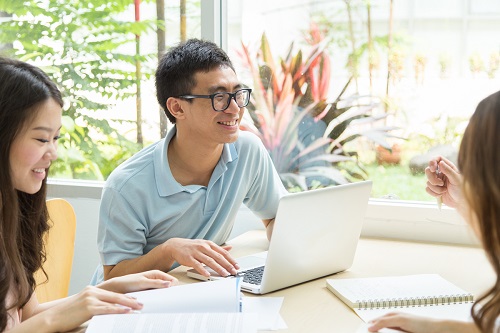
326, 274, 474, 325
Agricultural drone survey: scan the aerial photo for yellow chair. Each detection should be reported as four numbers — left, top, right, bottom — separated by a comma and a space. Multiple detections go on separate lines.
34, 198, 77, 303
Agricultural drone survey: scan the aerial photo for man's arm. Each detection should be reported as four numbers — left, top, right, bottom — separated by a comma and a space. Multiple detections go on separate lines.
100, 188, 240, 281
103, 242, 174, 280
263, 218, 275, 241
103, 237, 240, 280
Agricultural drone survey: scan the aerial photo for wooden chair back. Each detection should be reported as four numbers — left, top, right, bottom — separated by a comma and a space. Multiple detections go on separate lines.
34, 198, 77, 303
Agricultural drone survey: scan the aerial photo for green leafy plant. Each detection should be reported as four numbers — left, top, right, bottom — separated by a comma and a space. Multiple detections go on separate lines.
238, 26, 396, 191
0, 0, 157, 179
487, 51, 500, 79
469, 52, 485, 77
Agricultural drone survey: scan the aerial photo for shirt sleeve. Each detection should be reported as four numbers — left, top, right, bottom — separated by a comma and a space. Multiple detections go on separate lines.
243, 135, 288, 219
97, 186, 148, 265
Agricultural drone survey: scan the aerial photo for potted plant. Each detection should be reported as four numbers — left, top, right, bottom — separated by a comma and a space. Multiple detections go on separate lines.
376, 143, 402, 165
238, 25, 396, 191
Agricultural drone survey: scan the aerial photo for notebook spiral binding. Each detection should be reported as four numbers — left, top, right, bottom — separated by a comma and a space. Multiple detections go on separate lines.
357, 293, 474, 310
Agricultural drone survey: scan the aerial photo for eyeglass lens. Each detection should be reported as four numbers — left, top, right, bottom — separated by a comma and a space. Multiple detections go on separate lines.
213, 89, 250, 111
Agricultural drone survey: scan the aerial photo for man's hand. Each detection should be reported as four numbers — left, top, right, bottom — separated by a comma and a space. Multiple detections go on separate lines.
163, 238, 240, 277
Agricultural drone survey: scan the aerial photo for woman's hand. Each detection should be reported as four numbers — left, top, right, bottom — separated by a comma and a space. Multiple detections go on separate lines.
425, 156, 463, 208
367, 312, 479, 333
42, 286, 144, 332
97, 270, 178, 294
368, 312, 443, 333
19, 271, 177, 332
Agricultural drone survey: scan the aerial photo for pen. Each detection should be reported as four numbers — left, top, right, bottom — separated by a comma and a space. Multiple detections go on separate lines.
436, 164, 442, 210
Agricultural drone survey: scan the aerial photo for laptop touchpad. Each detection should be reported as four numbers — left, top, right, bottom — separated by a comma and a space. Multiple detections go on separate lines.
237, 252, 267, 271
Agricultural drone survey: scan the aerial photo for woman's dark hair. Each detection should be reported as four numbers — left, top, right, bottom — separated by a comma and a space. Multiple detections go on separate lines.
155, 38, 235, 124
0, 57, 63, 331
458, 91, 500, 333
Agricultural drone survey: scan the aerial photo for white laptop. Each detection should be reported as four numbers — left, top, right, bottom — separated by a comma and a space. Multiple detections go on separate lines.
187, 180, 372, 294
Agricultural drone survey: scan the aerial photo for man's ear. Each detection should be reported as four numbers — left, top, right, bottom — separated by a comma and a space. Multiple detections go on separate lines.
166, 97, 186, 120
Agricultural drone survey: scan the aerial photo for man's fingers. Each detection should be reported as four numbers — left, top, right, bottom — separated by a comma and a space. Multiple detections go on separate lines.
197, 253, 233, 277
189, 259, 211, 277
209, 244, 239, 271
188, 250, 234, 277
198, 241, 239, 273
173, 239, 239, 276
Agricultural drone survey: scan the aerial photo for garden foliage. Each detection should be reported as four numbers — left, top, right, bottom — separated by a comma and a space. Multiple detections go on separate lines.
238, 25, 396, 191
0, 0, 158, 179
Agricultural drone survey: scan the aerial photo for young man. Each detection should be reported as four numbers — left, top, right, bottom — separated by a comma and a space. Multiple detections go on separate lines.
91, 39, 288, 284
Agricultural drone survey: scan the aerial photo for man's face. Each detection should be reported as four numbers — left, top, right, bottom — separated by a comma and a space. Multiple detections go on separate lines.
177, 65, 245, 146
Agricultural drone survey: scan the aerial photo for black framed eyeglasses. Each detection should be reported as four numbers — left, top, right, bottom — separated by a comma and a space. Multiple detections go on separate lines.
177, 88, 252, 112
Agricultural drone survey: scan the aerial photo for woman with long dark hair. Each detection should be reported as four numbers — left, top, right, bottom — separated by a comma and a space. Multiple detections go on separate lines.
369, 91, 500, 332
0, 57, 178, 332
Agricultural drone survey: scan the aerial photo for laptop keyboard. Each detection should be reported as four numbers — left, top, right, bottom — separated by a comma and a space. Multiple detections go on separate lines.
240, 266, 265, 285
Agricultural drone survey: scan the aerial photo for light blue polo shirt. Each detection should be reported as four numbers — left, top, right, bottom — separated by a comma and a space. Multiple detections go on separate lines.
92, 127, 287, 284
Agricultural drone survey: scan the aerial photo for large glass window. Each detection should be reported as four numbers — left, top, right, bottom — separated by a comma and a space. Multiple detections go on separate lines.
2, 0, 499, 205
0, 0, 201, 180
227, 0, 500, 201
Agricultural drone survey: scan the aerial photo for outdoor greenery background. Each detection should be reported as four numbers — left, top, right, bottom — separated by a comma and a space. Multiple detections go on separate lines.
2, 0, 498, 202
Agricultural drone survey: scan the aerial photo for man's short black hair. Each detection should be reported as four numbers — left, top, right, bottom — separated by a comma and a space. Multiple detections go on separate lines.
155, 38, 235, 124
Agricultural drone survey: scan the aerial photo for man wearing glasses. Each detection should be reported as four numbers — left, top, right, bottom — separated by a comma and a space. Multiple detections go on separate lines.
91, 39, 288, 284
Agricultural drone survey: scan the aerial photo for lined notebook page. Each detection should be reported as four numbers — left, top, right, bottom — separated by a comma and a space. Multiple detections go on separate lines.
327, 274, 471, 308
326, 274, 474, 325
353, 302, 473, 324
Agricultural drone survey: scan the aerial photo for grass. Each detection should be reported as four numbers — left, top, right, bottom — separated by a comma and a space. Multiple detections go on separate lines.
363, 163, 432, 202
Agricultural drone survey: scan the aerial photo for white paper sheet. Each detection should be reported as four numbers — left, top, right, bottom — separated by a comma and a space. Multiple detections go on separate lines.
127, 278, 241, 313
87, 312, 258, 333
86, 279, 288, 332
242, 297, 287, 330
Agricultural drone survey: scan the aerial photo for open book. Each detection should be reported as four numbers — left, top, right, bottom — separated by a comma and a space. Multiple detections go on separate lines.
326, 274, 474, 324
86, 278, 258, 333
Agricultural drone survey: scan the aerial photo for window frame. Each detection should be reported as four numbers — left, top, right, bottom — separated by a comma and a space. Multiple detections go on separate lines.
47, 179, 478, 246
47, 0, 479, 247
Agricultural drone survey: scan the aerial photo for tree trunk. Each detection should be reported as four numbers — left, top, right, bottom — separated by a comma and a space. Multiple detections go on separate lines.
157, 0, 169, 138
344, 0, 358, 93
0, 11, 13, 53
366, 0, 373, 94
180, 0, 186, 41
386, 0, 394, 100
135, 0, 143, 147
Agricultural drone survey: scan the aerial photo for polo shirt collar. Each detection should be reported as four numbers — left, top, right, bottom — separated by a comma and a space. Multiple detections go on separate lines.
154, 126, 239, 197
